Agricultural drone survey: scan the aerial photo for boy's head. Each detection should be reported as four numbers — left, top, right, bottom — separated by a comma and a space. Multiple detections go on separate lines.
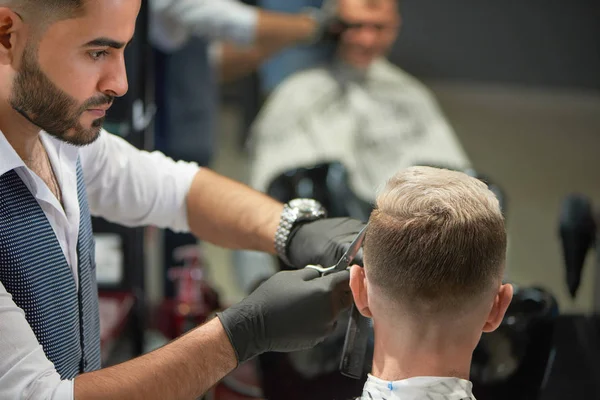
350, 166, 513, 346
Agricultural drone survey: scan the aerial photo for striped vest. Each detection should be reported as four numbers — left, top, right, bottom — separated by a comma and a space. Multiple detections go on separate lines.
0, 160, 101, 379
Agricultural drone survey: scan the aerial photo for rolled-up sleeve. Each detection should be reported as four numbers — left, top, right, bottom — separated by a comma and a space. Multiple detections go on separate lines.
80, 130, 200, 232
0, 281, 74, 400
150, 0, 259, 51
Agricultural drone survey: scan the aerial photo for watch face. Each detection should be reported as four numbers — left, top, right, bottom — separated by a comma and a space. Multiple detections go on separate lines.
289, 198, 324, 215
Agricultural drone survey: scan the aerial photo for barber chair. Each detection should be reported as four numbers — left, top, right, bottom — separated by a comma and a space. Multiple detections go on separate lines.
471, 286, 559, 400
266, 161, 373, 222
528, 194, 600, 400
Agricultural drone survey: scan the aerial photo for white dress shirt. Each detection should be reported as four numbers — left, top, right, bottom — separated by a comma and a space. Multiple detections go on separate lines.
149, 0, 259, 52
0, 129, 199, 400
361, 374, 476, 400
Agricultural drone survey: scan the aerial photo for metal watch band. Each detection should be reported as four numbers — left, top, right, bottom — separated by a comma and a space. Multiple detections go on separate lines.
274, 204, 296, 267
274, 200, 327, 267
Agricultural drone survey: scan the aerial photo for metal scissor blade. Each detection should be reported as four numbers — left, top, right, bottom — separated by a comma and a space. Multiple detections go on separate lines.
332, 225, 368, 272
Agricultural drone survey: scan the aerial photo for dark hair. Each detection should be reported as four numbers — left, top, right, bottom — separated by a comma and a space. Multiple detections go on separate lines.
3, 0, 86, 28
364, 166, 507, 314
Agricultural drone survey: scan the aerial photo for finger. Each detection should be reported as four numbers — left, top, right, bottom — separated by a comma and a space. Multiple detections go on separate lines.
294, 267, 321, 281
320, 270, 353, 313
321, 268, 350, 287
332, 288, 353, 315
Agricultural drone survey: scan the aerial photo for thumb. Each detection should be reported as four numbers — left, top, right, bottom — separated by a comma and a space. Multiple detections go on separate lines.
294, 267, 322, 281
321, 270, 353, 314
322, 269, 351, 288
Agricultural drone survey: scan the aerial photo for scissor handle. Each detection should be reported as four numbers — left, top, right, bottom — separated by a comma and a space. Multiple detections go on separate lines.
304, 264, 337, 276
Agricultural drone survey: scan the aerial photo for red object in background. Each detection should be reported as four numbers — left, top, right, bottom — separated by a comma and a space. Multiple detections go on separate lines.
98, 291, 135, 363
153, 245, 265, 399
155, 245, 220, 340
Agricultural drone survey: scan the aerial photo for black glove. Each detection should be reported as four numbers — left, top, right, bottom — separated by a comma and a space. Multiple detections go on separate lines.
286, 217, 366, 270
217, 268, 352, 364
304, 3, 348, 45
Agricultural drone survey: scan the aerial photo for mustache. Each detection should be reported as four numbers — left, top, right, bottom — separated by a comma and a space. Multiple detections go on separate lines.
82, 94, 114, 110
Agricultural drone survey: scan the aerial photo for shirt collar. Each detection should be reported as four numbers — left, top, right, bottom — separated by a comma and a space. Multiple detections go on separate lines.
0, 129, 27, 177
0, 129, 80, 178
364, 374, 474, 398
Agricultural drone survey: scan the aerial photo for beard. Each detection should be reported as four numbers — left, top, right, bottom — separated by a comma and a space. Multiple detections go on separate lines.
9, 44, 114, 146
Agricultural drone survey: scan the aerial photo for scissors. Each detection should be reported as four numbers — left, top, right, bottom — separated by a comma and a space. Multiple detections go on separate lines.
305, 224, 371, 379
305, 225, 368, 276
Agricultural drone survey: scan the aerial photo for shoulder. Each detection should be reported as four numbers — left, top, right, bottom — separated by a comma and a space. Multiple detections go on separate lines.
79, 129, 136, 170
265, 66, 336, 104
253, 66, 337, 128
372, 59, 439, 101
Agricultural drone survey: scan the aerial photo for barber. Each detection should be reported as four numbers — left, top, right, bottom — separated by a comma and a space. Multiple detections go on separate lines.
0, 1, 364, 399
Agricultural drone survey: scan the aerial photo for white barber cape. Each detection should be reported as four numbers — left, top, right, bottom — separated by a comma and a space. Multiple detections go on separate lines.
249, 59, 471, 202
360, 374, 476, 400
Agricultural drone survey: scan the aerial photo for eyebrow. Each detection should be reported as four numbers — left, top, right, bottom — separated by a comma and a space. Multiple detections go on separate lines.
82, 37, 132, 49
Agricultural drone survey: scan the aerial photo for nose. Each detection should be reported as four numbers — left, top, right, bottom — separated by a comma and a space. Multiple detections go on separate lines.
98, 54, 129, 98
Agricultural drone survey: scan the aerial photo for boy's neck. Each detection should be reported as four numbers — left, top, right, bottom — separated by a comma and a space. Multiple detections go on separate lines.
370, 323, 475, 382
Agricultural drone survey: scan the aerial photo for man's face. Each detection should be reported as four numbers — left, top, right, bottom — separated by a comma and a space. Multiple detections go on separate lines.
8, 0, 139, 146
337, 0, 400, 69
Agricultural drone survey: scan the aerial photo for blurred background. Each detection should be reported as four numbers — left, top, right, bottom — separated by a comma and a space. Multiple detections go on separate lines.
93, 0, 600, 399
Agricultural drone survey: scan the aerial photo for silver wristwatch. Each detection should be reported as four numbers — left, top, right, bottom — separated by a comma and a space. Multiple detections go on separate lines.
275, 198, 327, 266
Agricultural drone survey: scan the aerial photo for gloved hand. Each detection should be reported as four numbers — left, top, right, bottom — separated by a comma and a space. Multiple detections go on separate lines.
217, 268, 352, 364
286, 217, 366, 269
304, 0, 347, 45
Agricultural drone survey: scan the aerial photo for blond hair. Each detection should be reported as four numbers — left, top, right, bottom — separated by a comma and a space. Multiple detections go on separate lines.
364, 166, 506, 314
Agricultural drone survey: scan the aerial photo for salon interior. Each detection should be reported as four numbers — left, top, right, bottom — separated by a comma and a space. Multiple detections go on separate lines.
93, 1, 600, 399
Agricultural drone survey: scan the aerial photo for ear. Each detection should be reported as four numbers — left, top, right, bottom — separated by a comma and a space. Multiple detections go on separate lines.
482, 283, 514, 333
0, 7, 25, 65
349, 265, 372, 318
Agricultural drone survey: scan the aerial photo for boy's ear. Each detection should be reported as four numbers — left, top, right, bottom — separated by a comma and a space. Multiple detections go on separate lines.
349, 265, 372, 318
483, 283, 514, 333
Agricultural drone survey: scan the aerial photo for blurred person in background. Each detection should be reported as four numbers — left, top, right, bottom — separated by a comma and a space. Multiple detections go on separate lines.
258, 0, 333, 93
151, 0, 342, 167
234, 0, 473, 349
149, 0, 344, 283
248, 0, 471, 205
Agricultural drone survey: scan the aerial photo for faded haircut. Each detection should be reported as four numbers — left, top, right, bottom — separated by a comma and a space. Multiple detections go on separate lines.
1, 0, 86, 33
364, 166, 506, 314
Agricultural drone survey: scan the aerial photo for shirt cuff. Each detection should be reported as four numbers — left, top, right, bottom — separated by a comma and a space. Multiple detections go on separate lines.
54, 379, 74, 400
220, 3, 259, 47
168, 160, 201, 234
